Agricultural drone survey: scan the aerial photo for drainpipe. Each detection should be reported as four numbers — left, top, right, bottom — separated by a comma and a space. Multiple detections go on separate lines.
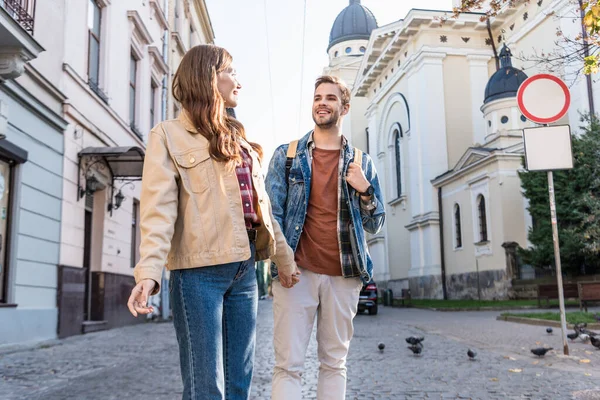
579, 0, 596, 116
487, 19, 500, 70
160, 0, 170, 321
438, 187, 448, 300
161, 0, 169, 121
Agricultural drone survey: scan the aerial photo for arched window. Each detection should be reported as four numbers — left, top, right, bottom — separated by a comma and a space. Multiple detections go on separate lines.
454, 204, 462, 248
394, 128, 402, 198
477, 195, 488, 242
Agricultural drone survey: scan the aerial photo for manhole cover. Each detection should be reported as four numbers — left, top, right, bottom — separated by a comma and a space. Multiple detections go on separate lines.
573, 390, 600, 400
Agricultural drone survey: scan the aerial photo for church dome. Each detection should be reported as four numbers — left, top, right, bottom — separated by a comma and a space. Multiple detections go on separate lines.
484, 45, 528, 104
328, 0, 378, 51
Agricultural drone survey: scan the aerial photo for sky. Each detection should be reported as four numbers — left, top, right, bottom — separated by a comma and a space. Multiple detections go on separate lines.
204, 0, 454, 166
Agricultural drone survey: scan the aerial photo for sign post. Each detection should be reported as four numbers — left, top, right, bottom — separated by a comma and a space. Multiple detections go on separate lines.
518, 74, 572, 356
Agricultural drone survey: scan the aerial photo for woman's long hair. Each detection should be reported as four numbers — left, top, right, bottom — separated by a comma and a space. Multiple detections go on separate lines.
172, 45, 262, 166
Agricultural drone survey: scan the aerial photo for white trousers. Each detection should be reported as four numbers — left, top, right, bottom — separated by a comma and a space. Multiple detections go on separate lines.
271, 267, 362, 400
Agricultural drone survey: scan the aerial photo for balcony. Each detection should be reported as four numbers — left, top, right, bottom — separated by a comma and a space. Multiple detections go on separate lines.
0, 0, 42, 80
0, 0, 35, 34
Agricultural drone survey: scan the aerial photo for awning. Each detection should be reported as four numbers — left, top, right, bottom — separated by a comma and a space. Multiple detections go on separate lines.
78, 146, 145, 179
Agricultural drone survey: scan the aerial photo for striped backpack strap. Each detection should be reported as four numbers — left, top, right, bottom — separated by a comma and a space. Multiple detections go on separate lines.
285, 140, 299, 183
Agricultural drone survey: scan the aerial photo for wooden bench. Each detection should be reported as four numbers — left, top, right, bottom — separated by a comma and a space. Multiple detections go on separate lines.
578, 282, 600, 312
537, 283, 579, 307
394, 288, 411, 307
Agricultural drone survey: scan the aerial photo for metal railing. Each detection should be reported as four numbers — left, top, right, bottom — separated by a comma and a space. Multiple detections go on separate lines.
88, 79, 109, 105
0, 0, 36, 34
130, 122, 143, 140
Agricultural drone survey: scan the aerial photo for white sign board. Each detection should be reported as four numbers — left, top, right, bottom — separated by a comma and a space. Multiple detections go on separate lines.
523, 125, 573, 171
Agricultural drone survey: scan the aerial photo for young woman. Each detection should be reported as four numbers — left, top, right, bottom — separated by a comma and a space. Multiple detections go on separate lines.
127, 44, 300, 400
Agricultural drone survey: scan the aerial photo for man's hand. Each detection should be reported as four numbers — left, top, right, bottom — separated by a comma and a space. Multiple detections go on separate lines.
127, 279, 157, 317
278, 262, 301, 288
346, 163, 370, 194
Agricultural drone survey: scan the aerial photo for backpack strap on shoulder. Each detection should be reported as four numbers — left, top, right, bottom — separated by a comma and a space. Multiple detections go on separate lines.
353, 147, 363, 168
285, 140, 299, 183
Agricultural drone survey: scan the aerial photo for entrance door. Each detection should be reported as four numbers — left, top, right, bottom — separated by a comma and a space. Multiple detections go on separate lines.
83, 194, 93, 321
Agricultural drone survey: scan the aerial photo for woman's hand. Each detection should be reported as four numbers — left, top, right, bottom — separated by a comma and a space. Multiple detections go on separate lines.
127, 279, 157, 317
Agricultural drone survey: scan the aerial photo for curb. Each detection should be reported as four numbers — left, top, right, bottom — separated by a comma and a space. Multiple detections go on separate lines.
406, 305, 544, 312
496, 315, 600, 329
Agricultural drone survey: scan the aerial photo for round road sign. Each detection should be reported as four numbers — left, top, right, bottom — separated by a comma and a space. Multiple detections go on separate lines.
517, 74, 570, 124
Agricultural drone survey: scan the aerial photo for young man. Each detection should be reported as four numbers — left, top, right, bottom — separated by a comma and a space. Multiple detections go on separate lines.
265, 76, 385, 400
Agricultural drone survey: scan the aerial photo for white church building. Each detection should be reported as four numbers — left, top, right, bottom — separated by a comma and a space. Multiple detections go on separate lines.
324, 0, 595, 299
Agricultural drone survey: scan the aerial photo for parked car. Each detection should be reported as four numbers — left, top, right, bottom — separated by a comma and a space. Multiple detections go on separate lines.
358, 280, 378, 315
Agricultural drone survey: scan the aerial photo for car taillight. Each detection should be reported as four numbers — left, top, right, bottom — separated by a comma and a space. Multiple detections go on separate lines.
365, 284, 376, 291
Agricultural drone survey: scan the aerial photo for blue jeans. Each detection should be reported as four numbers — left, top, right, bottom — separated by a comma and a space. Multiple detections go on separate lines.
169, 245, 257, 400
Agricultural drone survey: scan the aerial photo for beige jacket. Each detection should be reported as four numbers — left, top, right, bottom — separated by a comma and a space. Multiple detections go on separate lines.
133, 112, 296, 294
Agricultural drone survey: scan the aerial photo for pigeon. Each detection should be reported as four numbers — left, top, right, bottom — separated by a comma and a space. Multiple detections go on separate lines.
580, 328, 598, 337
591, 336, 600, 349
546, 327, 553, 334
378, 342, 385, 352
531, 347, 553, 357
405, 336, 425, 346
580, 333, 591, 343
467, 349, 477, 360
408, 343, 422, 356
567, 332, 579, 341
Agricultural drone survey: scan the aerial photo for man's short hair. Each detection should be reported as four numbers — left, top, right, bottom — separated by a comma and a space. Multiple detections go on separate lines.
315, 75, 351, 106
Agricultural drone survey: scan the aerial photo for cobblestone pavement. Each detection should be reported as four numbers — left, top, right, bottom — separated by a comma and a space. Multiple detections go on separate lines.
1, 302, 600, 399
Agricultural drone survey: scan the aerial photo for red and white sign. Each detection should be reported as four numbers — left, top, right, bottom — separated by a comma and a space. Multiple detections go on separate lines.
517, 74, 570, 124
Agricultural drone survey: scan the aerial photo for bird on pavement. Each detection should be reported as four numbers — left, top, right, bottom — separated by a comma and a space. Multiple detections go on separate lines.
580, 333, 591, 343
378, 342, 385, 352
591, 336, 600, 349
408, 343, 423, 356
580, 328, 598, 337
405, 336, 425, 346
467, 349, 477, 360
567, 332, 579, 341
531, 347, 553, 357
546, 327, 553, 334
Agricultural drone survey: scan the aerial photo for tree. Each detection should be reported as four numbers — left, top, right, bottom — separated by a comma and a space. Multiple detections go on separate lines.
519, 115, 600, 275
454, 0, 600, 75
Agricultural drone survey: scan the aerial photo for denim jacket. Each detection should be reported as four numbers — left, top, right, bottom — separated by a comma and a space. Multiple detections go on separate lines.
265, 131, 385, 283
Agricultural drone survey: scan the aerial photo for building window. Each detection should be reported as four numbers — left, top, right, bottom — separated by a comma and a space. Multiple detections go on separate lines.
345, 47, 352, 54
501, 115, 509, 124
131, 199, 139, 268
477, 195, 488, 242
189, 23, 195, 48
129, 53, 140, 136
394, 128, 402, 198
454, 204, 462, 249
334, 51, 339, 57
360, 46, 366, 53
87, 0, 108, 103
0, 159, 12, 303
88, 0, 101, 86
150, 81, 158, 129
365, 127, 370, 155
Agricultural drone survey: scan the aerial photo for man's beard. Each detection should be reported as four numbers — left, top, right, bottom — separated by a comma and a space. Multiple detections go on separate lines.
312, 110, 340, 128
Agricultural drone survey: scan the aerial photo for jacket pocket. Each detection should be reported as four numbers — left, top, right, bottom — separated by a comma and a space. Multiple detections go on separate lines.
173, 147, 211, 193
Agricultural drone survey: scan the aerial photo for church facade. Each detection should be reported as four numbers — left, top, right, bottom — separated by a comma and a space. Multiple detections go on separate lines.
324, 0, 595, 299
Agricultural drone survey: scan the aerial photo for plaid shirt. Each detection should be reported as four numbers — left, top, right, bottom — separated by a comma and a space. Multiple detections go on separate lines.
236, 148, 258, 229
306, 134, 363, 278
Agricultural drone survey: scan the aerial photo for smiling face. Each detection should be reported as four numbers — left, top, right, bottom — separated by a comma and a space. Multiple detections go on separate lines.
312, 82, 349, 129
217, 65, 241, 108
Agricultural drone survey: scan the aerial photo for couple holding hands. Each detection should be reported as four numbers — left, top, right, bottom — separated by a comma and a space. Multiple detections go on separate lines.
127, 44, 385, 400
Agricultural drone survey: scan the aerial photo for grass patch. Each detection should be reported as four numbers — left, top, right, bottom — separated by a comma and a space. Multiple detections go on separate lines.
403, 299, 580, 309
501, 311, 599, 324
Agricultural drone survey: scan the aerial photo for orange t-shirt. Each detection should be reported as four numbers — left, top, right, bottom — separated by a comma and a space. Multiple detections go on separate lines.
294, 148, 342, 276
